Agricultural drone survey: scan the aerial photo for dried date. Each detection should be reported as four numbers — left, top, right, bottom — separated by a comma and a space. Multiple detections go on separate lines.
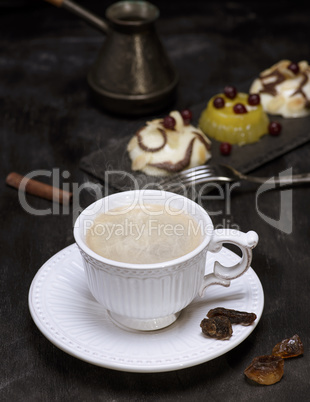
207, 307, 257, 325
244, 355, 284, 385
200, 316, 233, 340
272, 334, 304, 358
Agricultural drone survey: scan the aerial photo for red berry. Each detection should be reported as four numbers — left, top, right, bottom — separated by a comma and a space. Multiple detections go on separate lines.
268, 121, 282, 136
233, 103, 247, 114
224, 86, 237, 99
220, 142, 232, 156
180, 109, 192, 125
248, 94, 261, 106
288, 62, 300, 75
213, 97, 225, 108
163, 115, 176, 130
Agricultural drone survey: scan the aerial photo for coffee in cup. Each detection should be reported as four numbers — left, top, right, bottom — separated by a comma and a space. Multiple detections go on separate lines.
85, 204, 203, 264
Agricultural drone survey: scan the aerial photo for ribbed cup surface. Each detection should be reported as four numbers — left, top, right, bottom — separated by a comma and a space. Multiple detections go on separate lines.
80, 247, 206, 320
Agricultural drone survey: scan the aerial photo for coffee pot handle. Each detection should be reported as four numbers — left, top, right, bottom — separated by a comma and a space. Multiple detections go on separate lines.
44, 0, 110, 33
199, 229, 258, 297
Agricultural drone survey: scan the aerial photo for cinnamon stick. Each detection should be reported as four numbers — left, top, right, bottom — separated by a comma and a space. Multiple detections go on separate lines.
6, 172, 72, 206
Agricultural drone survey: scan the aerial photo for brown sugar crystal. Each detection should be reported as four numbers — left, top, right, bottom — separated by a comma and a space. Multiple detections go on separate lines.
272, 334, 304, 358
207, 307, 257, 325
244, 355, 284, 385
200, 316, 233, 340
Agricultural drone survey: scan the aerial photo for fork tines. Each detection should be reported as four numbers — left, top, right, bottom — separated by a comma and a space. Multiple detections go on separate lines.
159, 164, 213, 189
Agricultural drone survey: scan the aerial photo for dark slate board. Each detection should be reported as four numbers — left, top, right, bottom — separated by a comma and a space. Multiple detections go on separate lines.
80, 100, 310, 191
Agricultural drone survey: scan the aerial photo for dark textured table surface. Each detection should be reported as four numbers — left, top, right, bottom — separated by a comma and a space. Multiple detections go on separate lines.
1, 1, 310, 401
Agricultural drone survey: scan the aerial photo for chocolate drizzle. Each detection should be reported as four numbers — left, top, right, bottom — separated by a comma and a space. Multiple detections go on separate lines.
137, 127, 167, 152
193, 131, 211, 150
260, 67, 310, 102
135, 120, 211, 173
259, 70, 286, 96
292, 72, 309, 99
150, 138, 196, 173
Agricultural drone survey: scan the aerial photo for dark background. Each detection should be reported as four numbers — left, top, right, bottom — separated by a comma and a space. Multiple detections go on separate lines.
1, 1, 310, 401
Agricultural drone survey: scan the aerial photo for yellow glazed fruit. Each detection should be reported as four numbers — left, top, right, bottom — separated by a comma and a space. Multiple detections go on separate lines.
199, 93, 269, 145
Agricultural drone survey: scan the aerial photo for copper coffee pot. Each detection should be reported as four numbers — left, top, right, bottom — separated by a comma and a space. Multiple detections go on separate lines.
44, 0, 179, 115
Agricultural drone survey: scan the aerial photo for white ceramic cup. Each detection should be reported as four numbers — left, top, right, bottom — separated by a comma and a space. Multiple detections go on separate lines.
73, 190, 258, 331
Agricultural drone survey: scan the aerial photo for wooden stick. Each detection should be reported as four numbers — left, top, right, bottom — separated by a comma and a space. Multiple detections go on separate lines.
43, 0, 109, 33
6, 172, 72, 206
44, 0, 64, 7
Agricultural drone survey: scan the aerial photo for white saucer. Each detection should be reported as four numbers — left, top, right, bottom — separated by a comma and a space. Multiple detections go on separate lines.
28, 244, 264, 373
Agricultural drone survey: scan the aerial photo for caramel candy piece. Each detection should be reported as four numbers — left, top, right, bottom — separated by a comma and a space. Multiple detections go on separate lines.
244, 355, 284, 385
207, 307, 257, 325
272, 334, 304, 358
200, 316, 233, 340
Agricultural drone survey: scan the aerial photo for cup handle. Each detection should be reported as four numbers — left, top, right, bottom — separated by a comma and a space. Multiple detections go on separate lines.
199, 229, 258, 297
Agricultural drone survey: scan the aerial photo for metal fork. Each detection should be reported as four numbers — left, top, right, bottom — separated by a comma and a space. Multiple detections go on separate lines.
159, 164, 310, 190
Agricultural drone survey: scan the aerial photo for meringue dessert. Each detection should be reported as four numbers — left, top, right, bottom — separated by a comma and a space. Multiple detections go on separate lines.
199, 87, 269, 145
127, 110, 211, 176
250, 60, 310, 118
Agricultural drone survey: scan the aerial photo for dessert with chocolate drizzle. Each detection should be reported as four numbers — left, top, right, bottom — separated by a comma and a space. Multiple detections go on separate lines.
250, 60, 310, 117
127, 110, 211, 176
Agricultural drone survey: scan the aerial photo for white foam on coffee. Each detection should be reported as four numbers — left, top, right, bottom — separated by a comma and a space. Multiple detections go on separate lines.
86, 204, 203, 264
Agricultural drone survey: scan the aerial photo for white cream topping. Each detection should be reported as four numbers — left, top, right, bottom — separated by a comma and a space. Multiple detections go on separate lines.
127, 111, 212, 176
250, 60, 310, 118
